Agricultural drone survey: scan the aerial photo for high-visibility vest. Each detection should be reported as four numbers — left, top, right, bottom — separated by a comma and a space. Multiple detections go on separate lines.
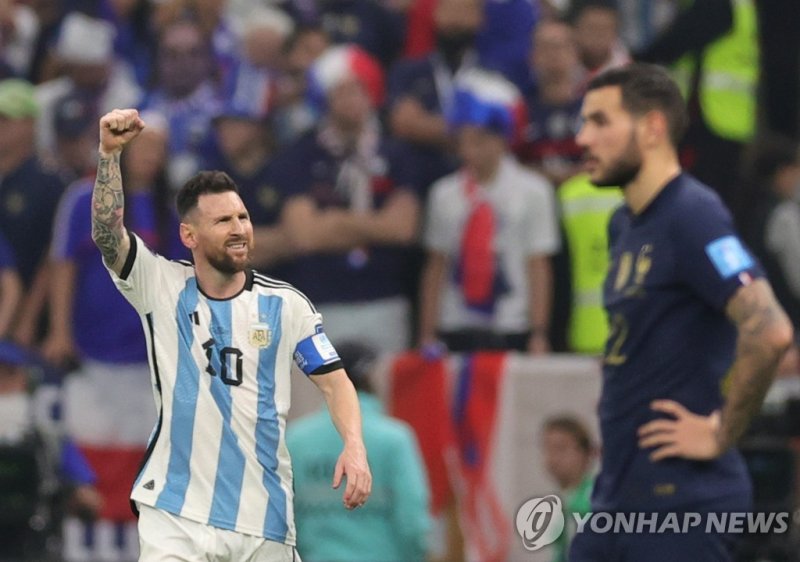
558, 174, 623, 354
672, 0, 759, 142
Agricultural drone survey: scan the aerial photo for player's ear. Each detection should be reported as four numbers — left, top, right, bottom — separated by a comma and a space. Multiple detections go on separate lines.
641, 110, 668, 148
180, 222, 197, 250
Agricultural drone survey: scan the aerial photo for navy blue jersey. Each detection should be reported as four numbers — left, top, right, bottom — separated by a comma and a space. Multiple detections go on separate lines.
595, 173, 762, 512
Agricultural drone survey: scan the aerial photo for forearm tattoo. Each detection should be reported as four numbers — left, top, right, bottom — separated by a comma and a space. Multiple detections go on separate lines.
719, 282, 787, 450
92, 152, 125, 266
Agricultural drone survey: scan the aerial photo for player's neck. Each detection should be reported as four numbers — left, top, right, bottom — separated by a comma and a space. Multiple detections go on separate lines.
194, 261, 248, 299
624, 151, 682, 215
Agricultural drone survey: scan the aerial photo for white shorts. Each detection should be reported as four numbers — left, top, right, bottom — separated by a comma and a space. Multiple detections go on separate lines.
137, 505, 300, 562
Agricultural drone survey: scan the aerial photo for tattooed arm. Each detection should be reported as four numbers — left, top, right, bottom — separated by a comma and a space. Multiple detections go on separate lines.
638, 279, 794, 460
717, 279, 794, 450
91, 109, 145, 275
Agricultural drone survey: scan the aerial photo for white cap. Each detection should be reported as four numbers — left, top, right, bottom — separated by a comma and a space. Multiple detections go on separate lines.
55, 12, 116, 64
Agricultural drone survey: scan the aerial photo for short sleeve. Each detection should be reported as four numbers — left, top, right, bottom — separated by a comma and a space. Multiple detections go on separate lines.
105, 231, 174, 313
525, 178, 561, 256
674, 194, 764, 311
291, 293, 342, 376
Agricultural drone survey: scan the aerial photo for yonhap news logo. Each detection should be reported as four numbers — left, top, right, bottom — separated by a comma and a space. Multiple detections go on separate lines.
515, 496, 795, 551
515, 495, 565, 551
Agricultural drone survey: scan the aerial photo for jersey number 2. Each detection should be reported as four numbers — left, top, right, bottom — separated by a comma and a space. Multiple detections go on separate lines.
202, 338, 244, 386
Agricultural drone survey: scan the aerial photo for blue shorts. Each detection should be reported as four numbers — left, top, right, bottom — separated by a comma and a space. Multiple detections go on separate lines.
568, 524, 737, 562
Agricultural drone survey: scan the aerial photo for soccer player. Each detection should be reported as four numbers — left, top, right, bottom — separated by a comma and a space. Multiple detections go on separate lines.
569, 63, 794, 561
91, 108, 371, 561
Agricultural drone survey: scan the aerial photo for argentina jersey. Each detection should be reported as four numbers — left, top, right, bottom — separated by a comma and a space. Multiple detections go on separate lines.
105, 232, 342, 544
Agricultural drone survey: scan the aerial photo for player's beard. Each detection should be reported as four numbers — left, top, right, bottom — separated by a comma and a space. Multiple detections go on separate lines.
206, 245, 251, 275
591, 130, 643, 188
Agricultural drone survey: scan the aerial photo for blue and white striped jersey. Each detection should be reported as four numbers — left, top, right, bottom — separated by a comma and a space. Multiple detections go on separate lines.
106, 233, 341, 544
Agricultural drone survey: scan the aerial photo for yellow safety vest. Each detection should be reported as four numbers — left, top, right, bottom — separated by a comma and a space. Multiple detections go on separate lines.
672, 0, 759, 142
558, 174, 623, 354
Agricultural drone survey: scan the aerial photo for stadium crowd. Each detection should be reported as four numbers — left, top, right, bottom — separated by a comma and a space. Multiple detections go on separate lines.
1, 0, 800, 560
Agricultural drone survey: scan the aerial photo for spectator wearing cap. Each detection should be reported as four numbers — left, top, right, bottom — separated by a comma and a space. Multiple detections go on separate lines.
0, 232, 22, 339
35, 12, 142, 165
210, 94, 293, 271
141, 18, 222, 191
271, 45, 423, 353
42, 110, 184, 555
287, 341, 431, 562
0, 78, 65, 347
52, 91, 99, 182
418, 68, 560, 354
0, 339, 101, 560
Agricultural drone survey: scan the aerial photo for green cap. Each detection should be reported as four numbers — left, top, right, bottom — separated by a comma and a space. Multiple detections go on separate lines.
0, 79, 39, 119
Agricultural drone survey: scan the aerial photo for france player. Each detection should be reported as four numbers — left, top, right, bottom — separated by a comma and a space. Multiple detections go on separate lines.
569, 64, 793, 561
91, 109, 371, 561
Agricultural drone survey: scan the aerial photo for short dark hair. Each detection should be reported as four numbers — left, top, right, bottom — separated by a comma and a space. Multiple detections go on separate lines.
543, 415, 594, 454
176, 171, 239, 218
586, 63, 689, 147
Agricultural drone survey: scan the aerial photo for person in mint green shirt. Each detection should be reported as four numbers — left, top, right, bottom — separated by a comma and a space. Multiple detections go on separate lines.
541, 415, 597, 562
287, 342, 431, 562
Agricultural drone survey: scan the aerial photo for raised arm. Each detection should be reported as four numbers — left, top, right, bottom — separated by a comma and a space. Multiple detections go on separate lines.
91, 109, 145, 275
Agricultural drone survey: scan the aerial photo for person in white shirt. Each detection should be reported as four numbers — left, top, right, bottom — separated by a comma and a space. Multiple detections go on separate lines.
91, 108, 371, 561
418, 68, 560, 354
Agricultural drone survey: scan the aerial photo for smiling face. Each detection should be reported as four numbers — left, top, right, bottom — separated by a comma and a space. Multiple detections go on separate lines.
576, 85, 643, 187
181, 191, 254, 275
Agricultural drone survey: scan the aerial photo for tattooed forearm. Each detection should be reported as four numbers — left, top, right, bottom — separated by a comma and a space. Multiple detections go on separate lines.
91, 152, 125, 266
717, 280, 793, 451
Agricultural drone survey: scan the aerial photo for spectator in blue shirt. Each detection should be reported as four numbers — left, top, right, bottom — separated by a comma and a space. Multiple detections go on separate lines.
288, 341, 431, 562
0, 79, 66, 345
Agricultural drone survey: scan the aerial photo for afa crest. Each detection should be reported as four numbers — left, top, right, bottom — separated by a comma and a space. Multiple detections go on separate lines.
248, 323, 272, 348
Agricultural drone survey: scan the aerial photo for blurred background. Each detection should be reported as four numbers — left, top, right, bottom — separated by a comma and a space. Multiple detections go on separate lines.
0, 0, 799, 560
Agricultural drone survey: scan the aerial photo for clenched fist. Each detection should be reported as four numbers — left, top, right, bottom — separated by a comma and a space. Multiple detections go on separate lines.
99, 108, 146, 156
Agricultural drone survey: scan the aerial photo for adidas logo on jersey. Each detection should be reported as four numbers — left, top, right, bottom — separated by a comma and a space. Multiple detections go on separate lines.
143, 480, 155, 490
